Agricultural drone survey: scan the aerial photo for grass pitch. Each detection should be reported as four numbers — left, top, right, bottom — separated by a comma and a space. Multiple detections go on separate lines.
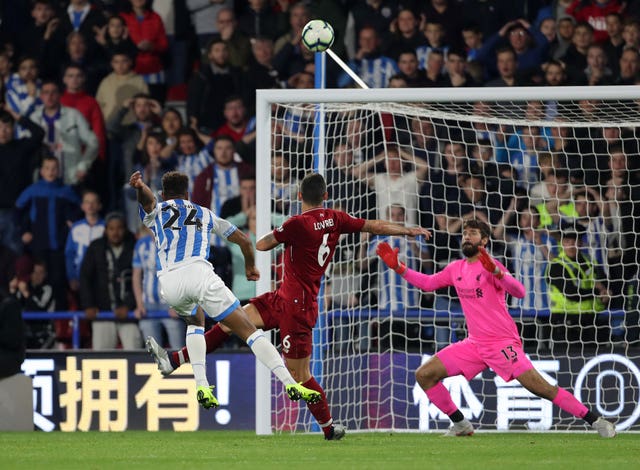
2, 431, 635, 469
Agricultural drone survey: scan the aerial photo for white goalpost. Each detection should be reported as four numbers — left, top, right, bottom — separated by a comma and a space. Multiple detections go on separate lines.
254, 86, 640, 435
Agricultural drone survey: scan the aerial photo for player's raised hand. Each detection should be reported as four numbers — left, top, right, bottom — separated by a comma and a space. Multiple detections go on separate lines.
376, 242, 407, 275
478, 246, 504, 279
129, 171, 145, 189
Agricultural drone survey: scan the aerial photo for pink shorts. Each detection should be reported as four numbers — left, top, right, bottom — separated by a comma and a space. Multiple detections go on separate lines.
436, 337, 533, 382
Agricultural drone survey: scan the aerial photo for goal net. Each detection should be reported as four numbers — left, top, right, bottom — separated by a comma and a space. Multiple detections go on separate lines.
254, 87, 640, 434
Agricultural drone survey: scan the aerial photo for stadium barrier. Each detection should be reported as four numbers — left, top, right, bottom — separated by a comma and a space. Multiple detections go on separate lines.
22, 309, 626, 349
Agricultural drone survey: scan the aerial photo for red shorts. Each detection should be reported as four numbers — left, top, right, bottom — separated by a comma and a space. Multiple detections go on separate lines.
250, 291, 318, 359
436, 337, 533, 382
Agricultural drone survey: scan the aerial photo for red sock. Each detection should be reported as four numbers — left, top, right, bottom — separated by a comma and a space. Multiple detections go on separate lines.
552, 387, 588, 418
425, 382, 459, 416
301, 377, 333, 437
171, 323, 231, 366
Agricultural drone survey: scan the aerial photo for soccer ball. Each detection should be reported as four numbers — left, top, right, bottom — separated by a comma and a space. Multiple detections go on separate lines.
301, 20, 335, 53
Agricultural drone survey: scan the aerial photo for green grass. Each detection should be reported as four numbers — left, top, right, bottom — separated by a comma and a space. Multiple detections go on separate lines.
2, 431, 636, 470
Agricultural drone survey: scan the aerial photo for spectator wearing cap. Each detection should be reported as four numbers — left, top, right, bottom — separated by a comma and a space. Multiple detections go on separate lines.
546, 227, 610, 349
79, 212, 140, 350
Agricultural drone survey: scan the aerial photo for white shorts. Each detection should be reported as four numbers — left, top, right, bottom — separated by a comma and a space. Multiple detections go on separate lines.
157, 260, 239, 322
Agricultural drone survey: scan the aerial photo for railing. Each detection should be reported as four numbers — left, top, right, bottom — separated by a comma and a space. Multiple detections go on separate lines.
22, 310, 170, 348
22, 308, 626, 349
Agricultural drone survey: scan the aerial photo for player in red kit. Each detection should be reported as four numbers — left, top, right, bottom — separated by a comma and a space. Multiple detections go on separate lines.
147, 172, 431, 439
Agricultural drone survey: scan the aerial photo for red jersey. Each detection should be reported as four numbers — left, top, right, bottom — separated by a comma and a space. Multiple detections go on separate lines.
273, 207, 365, 303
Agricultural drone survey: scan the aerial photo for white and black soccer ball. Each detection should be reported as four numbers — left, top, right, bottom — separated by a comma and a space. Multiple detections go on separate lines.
301, 20, 335, 53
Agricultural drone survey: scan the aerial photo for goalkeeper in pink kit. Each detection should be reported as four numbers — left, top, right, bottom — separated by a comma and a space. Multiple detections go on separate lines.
376, 218, 617, 437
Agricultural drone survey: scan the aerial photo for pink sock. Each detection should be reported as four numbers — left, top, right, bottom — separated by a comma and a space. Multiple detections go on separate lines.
425, 382, 459, 416
552, 387, 588, 418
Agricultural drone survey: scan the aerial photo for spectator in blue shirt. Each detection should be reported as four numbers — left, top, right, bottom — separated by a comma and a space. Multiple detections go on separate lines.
338, 26, 398, 88
16, 155, 81, 309
133, 226, 185, 350
65, 190, 104, 295
477, 18, 550, 82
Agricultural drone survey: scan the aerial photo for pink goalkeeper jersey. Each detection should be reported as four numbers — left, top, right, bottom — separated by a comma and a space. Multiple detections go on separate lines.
406, 259, 522, 343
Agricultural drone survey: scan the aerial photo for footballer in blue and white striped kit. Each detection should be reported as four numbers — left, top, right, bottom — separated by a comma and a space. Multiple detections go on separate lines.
129, 170, 322, 409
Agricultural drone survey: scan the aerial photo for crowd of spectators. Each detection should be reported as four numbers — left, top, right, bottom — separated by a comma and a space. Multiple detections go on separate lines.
0, 0, 639, 352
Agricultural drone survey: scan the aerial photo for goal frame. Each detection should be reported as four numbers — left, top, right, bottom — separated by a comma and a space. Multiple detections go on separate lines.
254, 85, 640, 435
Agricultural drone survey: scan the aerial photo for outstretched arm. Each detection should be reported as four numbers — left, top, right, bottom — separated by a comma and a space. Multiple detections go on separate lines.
478, 247, 525, 298
362, 219, 431, 239
256, 231, 280, 251
227, 230, 260, 281
376, 241, 449, 291
129, 171, 156, 213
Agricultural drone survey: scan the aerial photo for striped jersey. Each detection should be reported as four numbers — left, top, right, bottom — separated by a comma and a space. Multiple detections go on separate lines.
140, 198, 237, 272
415, 45, 450, 70
506, 234, 549, 311
176, 141, 214, 192
132, 234, 164, 305
64, 218, 105, 282
339, 56, 399, 88
208, 165, 242, 247
367, 234, 429, 311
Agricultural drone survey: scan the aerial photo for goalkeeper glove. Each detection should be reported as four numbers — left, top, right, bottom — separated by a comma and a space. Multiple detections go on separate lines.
478, 246, 504, 279
376, 242, 407, 275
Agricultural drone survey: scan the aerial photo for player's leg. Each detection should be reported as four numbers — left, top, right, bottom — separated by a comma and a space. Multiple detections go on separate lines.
419, 339, 488, 436
416, 355, 473, 436
284, 355, 345, 440
156, 301, 267, 373
516, 368, 616, 437
219, 306, 321, 404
